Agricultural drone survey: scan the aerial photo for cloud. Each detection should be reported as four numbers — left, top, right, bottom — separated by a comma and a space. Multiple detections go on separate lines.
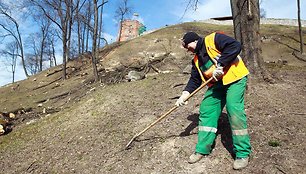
172, 0, 306, 21
102, 32, 117, 43
0, 61, 26, 87
132, 14, 145, 25
0, 1, 33, 29
172, 0, 231, 21
261, 0, 306, 19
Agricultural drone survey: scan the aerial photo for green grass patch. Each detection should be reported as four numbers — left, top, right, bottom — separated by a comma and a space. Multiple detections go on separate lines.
268, 140, 281, 147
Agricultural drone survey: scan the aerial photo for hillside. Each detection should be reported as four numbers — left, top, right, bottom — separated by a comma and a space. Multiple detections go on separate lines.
0, 22, 306, 173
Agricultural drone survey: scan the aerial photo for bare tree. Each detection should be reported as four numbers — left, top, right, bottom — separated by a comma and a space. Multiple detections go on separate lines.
85, 1, 92, 52
67, 0, 87, 60
25, 53, 40, 75
0, 42, 19, 83
37, 18, 52, 71
98, 0, 108, 48
25, 35, 40, 74
231, 0, 271, 81
39, 26, 58, 67
89, 0, 108, 82
49, 36, 58, 66
115, 0, 132, 41
67, 0, 74, 61
259, 0, 266, 18
74, 0, 93, 55
75, 0, 82, 55
297, 0, 304, 54
29, 0, 77, 80
0, 4, 29, 77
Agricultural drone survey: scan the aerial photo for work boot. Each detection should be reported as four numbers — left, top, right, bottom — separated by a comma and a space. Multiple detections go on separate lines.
233, 157, 249, 170
188, 153, 205, 164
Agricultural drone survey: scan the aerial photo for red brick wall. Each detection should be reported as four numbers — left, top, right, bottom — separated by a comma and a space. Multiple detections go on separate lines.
118, 20, 143, 41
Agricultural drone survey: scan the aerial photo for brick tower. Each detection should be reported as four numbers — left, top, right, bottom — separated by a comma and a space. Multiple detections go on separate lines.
118, 19, 144, 41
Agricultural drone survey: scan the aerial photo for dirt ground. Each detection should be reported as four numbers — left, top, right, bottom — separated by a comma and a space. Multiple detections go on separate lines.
0, 22, 306, 173
0, 65, 305, 173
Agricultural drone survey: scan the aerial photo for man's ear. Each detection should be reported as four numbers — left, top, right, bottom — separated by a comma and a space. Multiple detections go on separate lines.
180, 39, 186, 48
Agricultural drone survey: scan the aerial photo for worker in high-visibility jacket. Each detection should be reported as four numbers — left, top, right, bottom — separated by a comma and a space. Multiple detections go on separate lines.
176, 31, 252, 170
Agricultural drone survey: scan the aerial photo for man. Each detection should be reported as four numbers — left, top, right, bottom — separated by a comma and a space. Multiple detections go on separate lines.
176, 31, 251, 170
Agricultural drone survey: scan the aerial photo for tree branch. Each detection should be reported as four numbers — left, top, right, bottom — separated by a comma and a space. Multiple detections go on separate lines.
30, 0, 63, 31
98, 0, 108, 9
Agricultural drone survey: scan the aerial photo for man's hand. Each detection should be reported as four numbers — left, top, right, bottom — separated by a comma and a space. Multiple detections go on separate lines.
212, 66, 224, 81
175, 91, 190, 106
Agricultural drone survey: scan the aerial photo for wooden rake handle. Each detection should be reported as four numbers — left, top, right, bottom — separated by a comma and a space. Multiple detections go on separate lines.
125, 77, 213, 149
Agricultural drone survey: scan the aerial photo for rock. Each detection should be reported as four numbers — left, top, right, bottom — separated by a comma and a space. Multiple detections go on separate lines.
0, 124, 5, 135
9, 113, 15, 119
26, 119, 37, 125
154, 39, 162, 43
38, 103, 43, 107
89, 87, 96, 92
81, 72, 88, 77
11, 84, 20, 90
126, 71, 145, 81
0, 117, 9, 135
277, 59, 288, 66
97, 66, 105, 72
161, 70, 172, 74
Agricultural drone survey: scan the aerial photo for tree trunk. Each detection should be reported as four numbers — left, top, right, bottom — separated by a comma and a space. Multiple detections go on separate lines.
18, 40, 29, 77
92, 0, 99, 81
49, 50, 52, 67
51, 39, 57, 66
12, 64, 15, 83
76, 1, 81, 55
86, 1, 91, 52
62, 34, 67, 79
39, 27, 46, 72
39, 41, 44, 72
81, 22, 86, 54
35, 50, 39, 73
77, 20, 81, 55
297, 0, 304, 54
16, 24, 29, 77
98, 0, 106, 48
67, 1, 73, 62
230, 0, 272, 82
230, 0, 241, 42
12, 47, 17, 83
118, 20, 123, 42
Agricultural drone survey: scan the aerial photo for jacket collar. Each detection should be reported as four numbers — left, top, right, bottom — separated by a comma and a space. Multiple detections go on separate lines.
194, 37, 207, 55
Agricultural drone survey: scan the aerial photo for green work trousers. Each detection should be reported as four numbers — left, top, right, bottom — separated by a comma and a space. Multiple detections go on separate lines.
195, 76, 251, 158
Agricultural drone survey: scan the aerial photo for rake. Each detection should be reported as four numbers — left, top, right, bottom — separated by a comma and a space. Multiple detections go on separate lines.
125, 77, 213, 150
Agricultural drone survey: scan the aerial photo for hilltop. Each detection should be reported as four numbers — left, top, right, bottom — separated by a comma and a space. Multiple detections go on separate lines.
0, 22, 305, 173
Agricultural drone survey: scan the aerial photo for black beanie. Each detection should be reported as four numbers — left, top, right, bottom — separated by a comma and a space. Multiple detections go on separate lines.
182, 32, 200, 47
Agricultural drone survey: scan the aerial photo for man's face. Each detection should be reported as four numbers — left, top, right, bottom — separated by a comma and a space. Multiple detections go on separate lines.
182, 41, 197, 53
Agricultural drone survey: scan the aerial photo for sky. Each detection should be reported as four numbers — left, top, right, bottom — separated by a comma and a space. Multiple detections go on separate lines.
0, 0, 305, 87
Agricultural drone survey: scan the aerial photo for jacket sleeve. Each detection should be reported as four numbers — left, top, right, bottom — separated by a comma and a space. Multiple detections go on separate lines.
184, 61, 202, 93
215, 33, 241, 67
